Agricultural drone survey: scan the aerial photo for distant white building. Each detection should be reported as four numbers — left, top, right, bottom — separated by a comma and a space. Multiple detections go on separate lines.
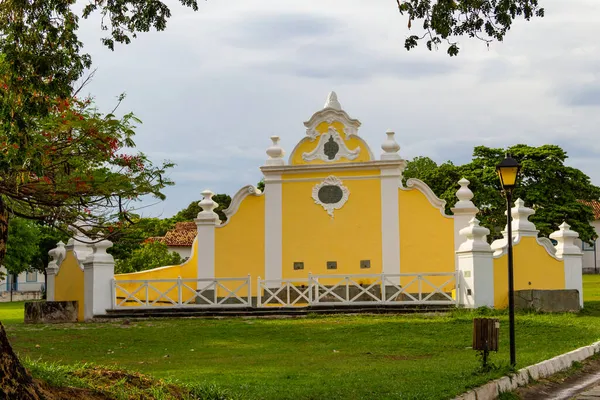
577, 200, 600, 274
0, 266, 45, 302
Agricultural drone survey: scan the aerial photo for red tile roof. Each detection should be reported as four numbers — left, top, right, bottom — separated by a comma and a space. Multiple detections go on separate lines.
144, 222, 197, 247
579, 200, 600, 220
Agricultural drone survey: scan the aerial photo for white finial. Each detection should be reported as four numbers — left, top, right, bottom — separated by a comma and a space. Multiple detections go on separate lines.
453, 178, 478, 214
265, 135, 285, 166
503, 198, 538, 237
324, 91, 342, 110
381, 129, 401, 160
84, 240, 114, 265
196, 190, 220, 224
457, 218, 492, 253
550, 221, 581, 257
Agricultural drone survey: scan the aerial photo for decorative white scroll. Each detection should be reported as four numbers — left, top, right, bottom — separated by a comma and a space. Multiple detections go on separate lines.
302, 126, 361, 163
311, 176, 350, 217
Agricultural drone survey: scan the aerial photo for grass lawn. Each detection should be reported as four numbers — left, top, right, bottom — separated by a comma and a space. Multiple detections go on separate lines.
2, 276, 600, 400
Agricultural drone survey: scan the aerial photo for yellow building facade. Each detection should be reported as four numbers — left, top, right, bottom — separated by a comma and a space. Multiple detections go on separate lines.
47, 92, 584, 317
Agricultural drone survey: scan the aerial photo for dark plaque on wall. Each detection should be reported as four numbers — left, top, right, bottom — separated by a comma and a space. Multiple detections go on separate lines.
318, 185, 344, 204
323, 136, 340, 160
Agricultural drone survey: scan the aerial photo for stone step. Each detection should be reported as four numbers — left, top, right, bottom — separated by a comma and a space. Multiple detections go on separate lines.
97, 304, 454, 319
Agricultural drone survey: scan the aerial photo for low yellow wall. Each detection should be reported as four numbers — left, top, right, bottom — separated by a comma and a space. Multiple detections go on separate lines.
114, 240, 198, 306
398, 188, 455, 291
215, 195, 265, 298
493, 236, 565, 308
54, 251, 85, 321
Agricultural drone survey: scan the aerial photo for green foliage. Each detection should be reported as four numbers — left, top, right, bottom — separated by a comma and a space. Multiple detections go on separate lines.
0, 0, 175, 266
31, 224, 70, 274
404, 145, 600, 243
4, 218, 40, 275
397, 0, 544, 56
109, 217, 175, 262
115, 241, 182, 274
173, 194, 232, 223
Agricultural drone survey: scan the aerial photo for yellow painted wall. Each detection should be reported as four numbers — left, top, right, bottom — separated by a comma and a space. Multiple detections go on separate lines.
282, 170, 382, 282
493, 236, 565, 308
54, 251, 85, 321
289, 121, 372, 165
215, 195, 265, 298
114, 240, 199, 306
398, 188, 455, 292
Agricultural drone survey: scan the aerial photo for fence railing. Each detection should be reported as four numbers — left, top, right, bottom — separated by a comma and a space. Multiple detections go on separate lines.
112, 276, 252, 309
112, 273, 459, 309
257, 272, 458, 307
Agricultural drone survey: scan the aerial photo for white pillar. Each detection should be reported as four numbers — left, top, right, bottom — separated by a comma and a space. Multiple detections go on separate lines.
380, 130, 404, 276
550, 222, 584, 308
263, 136, 285, 282
456, 218, 494, 308
451, 178, 479, 268
194, 190, 220, 283
45, 241, 65, 301
83, 240, 115, 320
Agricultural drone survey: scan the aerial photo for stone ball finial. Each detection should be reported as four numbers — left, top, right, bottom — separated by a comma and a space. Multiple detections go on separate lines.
381, 130, 401, 160
324, 91, 342, 110
265, 135, 285, 166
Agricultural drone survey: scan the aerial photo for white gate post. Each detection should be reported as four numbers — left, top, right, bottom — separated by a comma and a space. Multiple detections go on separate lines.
456, 218, 494, 308
45, 241, 66, 301
195, 190, 220, 287
550, 222, 584, 308
83, 240, 115, 320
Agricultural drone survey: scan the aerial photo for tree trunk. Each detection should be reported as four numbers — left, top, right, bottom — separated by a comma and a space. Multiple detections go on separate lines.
0, 322, 47, 399
0, 195, 9, 267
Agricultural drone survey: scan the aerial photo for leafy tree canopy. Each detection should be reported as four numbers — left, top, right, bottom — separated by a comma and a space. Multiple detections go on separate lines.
4, 218, 40, 276
405, 145, 600, 243
398, 0, 545, 56
115, 241, 183, 274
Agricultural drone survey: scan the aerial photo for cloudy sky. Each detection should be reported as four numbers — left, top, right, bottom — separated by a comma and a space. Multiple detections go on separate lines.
75, 0, 600, 218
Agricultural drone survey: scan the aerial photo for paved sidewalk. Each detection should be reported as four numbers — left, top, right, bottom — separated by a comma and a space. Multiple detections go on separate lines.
576, 384, 600, 399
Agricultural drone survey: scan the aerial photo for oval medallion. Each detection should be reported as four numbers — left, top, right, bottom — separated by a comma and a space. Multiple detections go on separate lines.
318, 185, 343, 204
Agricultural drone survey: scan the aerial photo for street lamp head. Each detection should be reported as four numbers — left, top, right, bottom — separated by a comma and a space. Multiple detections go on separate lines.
496, 154, 521, 191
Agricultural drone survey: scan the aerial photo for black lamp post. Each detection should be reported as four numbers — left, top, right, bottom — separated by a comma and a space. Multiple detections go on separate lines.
496, 154, 521, 367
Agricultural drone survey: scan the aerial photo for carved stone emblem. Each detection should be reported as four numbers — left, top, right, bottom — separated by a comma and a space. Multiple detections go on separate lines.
312, 176, 350, 217
323, 136, 340, 160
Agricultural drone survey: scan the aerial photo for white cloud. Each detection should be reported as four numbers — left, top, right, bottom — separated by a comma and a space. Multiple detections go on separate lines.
73, 0, 600, 216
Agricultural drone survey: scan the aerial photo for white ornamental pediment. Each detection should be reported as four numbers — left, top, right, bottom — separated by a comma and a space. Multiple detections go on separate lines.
302, 126, 361, 163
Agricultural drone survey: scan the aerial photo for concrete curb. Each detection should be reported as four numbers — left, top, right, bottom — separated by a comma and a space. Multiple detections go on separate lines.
454, 341, 600, 400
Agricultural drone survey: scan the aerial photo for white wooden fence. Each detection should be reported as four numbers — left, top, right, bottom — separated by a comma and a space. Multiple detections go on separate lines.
258, 273, 459, 307
112, 273, 458, 309
112, 276, 252, 309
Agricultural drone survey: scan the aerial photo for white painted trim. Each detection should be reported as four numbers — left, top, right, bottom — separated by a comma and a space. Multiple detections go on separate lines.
380, 167, 401, 276
311, 176, 350, 218
564, 254, 584, 308
261, 159, 405, 175
221, 185, 263, 225
303, 107, 361, 135
302, 126, 361, 162
537, 237, 558, 256
401, 178, 451, 218
274, 175, 385, 184
287, 135, 375, 165
264, 173, 282, 282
